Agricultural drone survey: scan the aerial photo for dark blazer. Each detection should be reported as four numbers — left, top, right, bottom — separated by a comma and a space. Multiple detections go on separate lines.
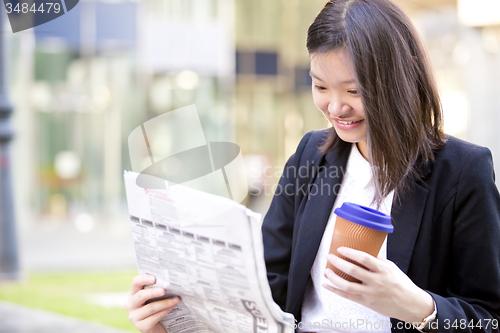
262, 129, 500, 332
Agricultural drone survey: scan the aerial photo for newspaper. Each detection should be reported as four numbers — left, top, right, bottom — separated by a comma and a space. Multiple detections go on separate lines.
124, 171, 294, 333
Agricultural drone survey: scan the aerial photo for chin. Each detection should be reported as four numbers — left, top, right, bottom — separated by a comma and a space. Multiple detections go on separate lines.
333, 132, 365, 144
331, 126, 366, 145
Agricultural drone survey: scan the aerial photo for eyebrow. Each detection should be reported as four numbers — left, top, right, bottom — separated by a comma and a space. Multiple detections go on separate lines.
309, 71, 355, 85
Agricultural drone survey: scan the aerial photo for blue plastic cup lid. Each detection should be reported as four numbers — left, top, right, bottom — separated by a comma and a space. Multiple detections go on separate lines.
334, 202, 393, 233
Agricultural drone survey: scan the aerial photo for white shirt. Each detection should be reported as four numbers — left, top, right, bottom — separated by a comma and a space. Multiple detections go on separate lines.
297, 144, 394, 333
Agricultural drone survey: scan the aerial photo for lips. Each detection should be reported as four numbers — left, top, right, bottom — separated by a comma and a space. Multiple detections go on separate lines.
332, 118, 365, 130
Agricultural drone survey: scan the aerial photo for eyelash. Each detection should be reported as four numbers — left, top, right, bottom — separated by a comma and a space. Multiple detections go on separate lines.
314, 85, 359, 95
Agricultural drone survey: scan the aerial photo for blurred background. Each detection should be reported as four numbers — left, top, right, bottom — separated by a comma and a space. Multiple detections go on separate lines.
1, 0, 499, 331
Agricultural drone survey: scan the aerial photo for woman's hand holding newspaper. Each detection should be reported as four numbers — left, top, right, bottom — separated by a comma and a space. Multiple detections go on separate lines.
125, 274, 180, 333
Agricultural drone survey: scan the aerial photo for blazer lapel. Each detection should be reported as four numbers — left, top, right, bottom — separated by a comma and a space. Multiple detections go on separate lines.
286, 143, 350, 315
387, 170, 430, 274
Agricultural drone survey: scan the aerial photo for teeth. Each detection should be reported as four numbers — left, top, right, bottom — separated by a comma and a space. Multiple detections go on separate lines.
338, 120, 358, 125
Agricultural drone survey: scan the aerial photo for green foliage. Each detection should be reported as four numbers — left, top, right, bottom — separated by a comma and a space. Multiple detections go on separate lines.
0, 271, 137, 332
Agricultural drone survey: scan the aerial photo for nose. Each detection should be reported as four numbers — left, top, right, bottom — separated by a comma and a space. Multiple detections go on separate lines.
327, 98, 353, 119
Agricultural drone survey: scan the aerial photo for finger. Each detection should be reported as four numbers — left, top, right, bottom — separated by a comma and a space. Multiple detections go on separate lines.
130, 274, 156, 295
324, 268, 363, 295
337, 247, 381, 272
327, 253, 371, 282
322, 283, 359, 302
136, 302, 178, 332
129, 287, 167, 310
135, 297, 181, 324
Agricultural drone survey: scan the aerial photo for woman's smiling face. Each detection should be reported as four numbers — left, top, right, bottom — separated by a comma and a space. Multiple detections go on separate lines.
310, 49, 367, 146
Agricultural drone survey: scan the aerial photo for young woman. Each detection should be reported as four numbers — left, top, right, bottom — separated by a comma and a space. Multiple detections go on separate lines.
263, 0, 500, 332
125, 0, 500, 332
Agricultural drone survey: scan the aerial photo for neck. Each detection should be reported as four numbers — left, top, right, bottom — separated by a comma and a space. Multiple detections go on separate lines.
356, 140, 370, 162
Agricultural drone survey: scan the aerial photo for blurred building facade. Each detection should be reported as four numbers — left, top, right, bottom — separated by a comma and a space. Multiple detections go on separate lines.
8, 0, 235, 227
6, 0, 500, 226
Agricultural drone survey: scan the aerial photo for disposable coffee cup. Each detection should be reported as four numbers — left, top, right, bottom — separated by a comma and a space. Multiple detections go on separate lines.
326, 202, 393, 283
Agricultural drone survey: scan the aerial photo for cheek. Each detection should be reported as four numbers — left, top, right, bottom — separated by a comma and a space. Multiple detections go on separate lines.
353, 100, 365, 117
312, 92, 328, 113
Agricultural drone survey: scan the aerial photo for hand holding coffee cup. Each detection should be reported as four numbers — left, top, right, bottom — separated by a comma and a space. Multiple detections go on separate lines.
326, 202, 394, 283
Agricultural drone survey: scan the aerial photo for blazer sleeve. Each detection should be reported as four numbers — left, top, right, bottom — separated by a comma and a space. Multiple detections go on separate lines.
428, 146, 500, 332
261, 131, 313, 311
